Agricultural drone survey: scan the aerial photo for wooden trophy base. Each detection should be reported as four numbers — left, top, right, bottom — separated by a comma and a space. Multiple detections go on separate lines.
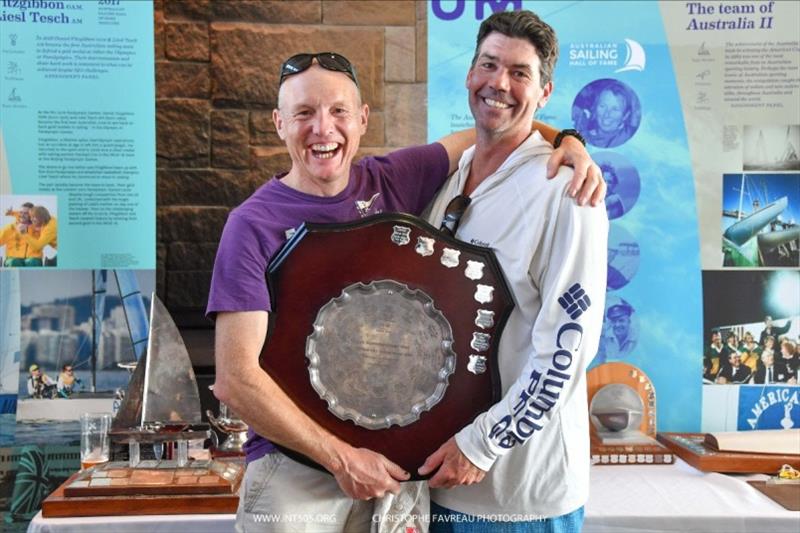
591, 434, 674, 465
657, 432, 800, 474
42, 460, 243, 518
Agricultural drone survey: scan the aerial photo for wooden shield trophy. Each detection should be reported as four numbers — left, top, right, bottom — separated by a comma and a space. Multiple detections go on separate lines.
260, 213, 514, 479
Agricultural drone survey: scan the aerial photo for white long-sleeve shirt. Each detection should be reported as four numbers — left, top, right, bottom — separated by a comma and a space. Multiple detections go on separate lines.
426, 132, 608, 518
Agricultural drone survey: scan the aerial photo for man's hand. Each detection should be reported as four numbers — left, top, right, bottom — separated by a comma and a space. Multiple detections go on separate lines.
330, 445, 409, 500
546, 135, 606, 206
418, 437, 486, 489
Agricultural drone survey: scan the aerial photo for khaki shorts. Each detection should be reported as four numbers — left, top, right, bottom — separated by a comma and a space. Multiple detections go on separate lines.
236, 453, 429, 533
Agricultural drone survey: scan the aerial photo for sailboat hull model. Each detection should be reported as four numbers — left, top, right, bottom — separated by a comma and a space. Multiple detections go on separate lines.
42, 295, 243, 517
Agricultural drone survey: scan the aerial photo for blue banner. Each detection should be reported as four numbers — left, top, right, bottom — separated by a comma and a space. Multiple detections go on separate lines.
429, 1, 706, 431
738, 386, 800, 430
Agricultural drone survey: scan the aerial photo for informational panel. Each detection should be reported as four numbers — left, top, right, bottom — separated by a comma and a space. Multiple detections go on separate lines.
1, 0, 155, 269
0, 2, 155, 525
428, 0, 800, 432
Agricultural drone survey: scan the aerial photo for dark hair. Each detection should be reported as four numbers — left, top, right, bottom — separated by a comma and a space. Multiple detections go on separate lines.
22, 202, 34, 209
472, 10, 559, 88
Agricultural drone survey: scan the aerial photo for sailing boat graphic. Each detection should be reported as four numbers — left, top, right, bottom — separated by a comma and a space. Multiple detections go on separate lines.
615, 39, 646, 73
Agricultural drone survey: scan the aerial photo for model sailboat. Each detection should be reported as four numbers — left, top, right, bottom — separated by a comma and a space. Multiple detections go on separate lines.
110, 294, 210, 464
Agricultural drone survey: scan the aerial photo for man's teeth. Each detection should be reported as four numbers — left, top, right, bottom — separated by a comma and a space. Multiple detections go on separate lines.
311, 143, 339, 159
484, 98, 510, 109
312, 143, 338, 151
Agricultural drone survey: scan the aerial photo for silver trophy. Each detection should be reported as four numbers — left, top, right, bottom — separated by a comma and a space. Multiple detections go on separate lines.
206, 385, 248, 454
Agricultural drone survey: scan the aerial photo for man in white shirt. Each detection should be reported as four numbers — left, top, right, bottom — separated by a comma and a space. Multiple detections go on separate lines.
422, 10, 608, 531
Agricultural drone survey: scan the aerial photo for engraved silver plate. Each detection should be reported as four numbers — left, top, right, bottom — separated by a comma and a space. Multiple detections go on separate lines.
465, 260, 485, 280
475, 309, 495, 329
441, 248, 461, 268
470, 332, 491, 352
416, 236, 435, 257
474, 284, 494, 303
467, 355, 487, 375
391, 226, 411, 246
306, 280, 457, 430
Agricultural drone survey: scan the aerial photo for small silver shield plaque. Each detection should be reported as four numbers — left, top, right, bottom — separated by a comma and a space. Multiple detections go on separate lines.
441, 248, 461, 268
416, 236, 435, 257
475, 309, 495, 329
474, 284, 494, 304
467, 355, 487, 375
465, 260, 485, 280
470, 332, 491, 352
391, 225, 411, 246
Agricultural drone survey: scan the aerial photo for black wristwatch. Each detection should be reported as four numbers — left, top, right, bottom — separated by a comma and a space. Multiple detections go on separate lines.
553, 129, 586, 148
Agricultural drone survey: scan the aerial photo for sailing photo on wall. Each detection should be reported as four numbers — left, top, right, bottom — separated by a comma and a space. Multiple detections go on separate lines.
721, 173, 800, 267
742, 125, 800, 172
3, 270, 154, 447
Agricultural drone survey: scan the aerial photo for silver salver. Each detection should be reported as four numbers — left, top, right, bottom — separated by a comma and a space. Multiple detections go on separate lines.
306, 280, 457, 430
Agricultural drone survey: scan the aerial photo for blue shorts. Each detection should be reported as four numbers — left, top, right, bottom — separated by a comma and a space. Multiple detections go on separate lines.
430, 501, 584, 533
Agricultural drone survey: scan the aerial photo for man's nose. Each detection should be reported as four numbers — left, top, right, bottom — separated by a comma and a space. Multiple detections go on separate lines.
312, 111, 334, 136
489, 69, 510, 92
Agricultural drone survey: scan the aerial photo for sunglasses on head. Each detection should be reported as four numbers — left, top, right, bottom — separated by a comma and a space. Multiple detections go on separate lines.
279, 52, 359, 88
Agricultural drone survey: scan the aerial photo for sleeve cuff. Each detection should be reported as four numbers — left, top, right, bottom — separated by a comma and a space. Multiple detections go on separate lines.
455, 424, 498, 472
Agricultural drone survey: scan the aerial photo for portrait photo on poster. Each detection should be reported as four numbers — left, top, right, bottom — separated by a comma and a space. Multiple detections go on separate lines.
721, 173, 800, 268
595, 151, 641, 220
607, 224, 640, 291
742, 125, 800, 172
572, 78, 642, 148
702, 270, 800, 386
594, 295, 639, 367
0, 195, 58, 268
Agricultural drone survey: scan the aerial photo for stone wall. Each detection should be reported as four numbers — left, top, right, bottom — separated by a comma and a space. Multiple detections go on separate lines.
155, 0, 428, 326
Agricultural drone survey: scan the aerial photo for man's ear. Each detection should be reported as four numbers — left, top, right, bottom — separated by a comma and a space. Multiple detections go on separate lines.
272, 108, 286, 140
537, 81, 553, 109
359, 103, 370, 135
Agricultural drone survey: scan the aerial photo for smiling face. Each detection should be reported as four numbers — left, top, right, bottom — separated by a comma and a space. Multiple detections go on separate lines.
19, 206, 31, 224
594, 89, 628, 133
466, 32, 552, 144
273, 64, 368, 196
610, 314, 631, 341
711, 331, 722, 346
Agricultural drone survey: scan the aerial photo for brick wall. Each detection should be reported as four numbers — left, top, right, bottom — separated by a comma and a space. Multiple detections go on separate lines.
155, 0, 428, 328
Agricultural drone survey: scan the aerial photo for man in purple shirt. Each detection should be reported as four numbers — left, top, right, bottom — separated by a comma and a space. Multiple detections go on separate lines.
207, 52, 604, 531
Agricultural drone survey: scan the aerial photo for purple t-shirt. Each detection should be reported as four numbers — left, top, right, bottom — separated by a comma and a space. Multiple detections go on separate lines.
206, 143, 450, 463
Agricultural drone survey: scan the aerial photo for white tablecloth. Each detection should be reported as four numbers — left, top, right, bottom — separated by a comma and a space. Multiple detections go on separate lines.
27, 512, 236, 533
584, 459, 799, 532
28, 459, 799, 532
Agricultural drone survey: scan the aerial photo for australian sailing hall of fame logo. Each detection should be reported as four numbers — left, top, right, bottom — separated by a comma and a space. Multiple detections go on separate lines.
569, 39, 646, 73
738, 386, 800, 430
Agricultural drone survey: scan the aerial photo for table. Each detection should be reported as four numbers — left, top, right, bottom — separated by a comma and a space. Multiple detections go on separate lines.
28, 459, 799, 533
584, 459, 799, 532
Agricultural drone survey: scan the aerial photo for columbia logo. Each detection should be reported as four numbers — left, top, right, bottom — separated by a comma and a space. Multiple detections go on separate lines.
558, 283, 591, 319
